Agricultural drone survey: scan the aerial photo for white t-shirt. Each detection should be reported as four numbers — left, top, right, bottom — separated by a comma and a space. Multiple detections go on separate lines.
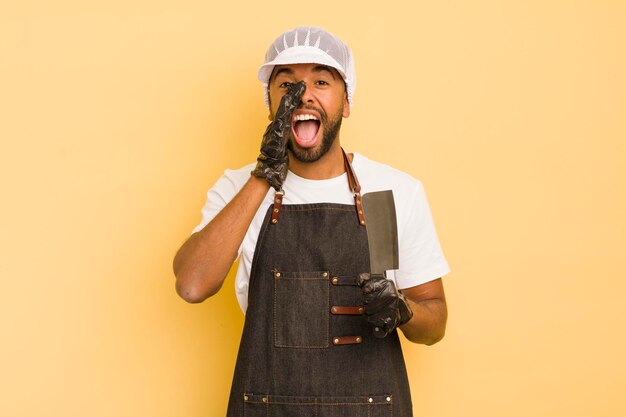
193, 153, 450, 313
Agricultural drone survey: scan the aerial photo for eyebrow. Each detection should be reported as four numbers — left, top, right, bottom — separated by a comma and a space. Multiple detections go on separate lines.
312, 65, 337, 79
271, 67, 294, 81
271, 65, 338, 82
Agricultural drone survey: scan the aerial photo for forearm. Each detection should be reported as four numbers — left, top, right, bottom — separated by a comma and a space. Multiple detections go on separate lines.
173, 175, 270, 303
399, 297, 447, 345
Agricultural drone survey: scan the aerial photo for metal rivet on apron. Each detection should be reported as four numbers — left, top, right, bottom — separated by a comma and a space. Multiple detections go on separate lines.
243, 395, 249, 401
322, 272, 328, 277
273, 208, 279, 213
333, 338, 340, 345
358, 210, 363, 214
386, 397, 391, 402
274, 272, 281, 278
262, 397, 268, 403
358, 308, 363, 314
356, 337, 362, 343
271, 219, 278, 224
274, 198, 281, 203
375, 327, 380, 332
368, 397, 373, 403
360, 220, 365, 225
331, 307, 338, 313
331, 277, 338, 285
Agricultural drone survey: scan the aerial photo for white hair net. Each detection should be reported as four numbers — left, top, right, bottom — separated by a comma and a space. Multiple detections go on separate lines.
258, 26, 356, 107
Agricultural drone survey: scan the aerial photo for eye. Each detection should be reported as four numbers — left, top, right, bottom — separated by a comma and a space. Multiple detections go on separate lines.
316, 80, 329, 86
279, 82, 293, 88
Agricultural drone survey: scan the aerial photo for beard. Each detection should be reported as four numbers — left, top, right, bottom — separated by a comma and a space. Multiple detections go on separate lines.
288, 105, 343, 163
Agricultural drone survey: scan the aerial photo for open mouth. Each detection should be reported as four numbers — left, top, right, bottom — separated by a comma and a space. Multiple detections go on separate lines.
292, 113, 321, 148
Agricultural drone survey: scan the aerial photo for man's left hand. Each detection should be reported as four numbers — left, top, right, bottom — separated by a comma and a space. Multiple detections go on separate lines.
356, 272, 414, 338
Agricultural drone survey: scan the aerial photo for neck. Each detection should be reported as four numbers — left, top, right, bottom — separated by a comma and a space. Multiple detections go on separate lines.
288, 141, 347, 180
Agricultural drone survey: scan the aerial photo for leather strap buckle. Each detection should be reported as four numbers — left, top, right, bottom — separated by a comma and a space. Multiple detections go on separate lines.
332, 335, 363, 345
330, 306, 364, 315
270, 190, 284, 225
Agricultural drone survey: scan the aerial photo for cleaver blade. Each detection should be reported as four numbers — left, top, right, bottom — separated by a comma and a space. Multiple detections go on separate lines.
361, 190, 399, 275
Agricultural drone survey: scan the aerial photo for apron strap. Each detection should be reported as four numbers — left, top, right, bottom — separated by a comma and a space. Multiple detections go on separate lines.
342, 148, 366, 226
271, 148, 366, 226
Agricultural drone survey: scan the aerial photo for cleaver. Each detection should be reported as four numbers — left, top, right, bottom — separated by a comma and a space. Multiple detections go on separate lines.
361, 190, 399, 275
361, 190, 400, 338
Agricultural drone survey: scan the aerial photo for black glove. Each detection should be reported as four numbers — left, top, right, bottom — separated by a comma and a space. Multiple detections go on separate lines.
356, 272, 414, 338
251, 81, 306, 191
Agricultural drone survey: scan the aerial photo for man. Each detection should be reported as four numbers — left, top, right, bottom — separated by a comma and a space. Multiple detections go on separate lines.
174, 26, 449, 416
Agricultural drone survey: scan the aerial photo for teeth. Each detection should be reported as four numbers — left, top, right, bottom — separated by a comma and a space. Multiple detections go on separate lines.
294, 114, 319, 122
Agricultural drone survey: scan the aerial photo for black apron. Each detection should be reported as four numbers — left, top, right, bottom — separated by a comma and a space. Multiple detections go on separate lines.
226, 154, 413, 416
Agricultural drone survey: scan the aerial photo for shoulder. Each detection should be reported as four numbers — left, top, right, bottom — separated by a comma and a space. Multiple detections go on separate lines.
352, 153, 424, 196
352, 153, 432, 226
223, 162, 258, 185
211, 162, 257, 196
191, 161, 260, 234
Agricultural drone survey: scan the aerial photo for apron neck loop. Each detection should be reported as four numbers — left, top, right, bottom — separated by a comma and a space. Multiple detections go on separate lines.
270, 149, 366, 226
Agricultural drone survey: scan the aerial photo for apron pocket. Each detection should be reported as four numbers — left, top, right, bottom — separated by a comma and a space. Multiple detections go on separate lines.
273, 270, 330, 348
244, 393, 393, 417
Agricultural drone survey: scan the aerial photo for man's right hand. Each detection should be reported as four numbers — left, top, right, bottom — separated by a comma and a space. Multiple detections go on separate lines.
251, 81, 306, 191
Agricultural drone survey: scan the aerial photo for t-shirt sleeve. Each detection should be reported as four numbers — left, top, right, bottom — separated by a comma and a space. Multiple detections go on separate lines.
393, 180, 450, 289
191, 167, 251, 236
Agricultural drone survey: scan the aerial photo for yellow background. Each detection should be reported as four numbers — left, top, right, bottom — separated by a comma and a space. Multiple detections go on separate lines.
1, 1, 625, 416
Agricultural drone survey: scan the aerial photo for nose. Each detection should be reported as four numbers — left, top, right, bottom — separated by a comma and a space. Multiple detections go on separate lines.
299, 81, 316, 105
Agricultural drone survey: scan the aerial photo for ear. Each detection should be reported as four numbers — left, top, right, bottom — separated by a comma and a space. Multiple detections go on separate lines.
342, 91, 350, 118
267, 94, 274, 121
